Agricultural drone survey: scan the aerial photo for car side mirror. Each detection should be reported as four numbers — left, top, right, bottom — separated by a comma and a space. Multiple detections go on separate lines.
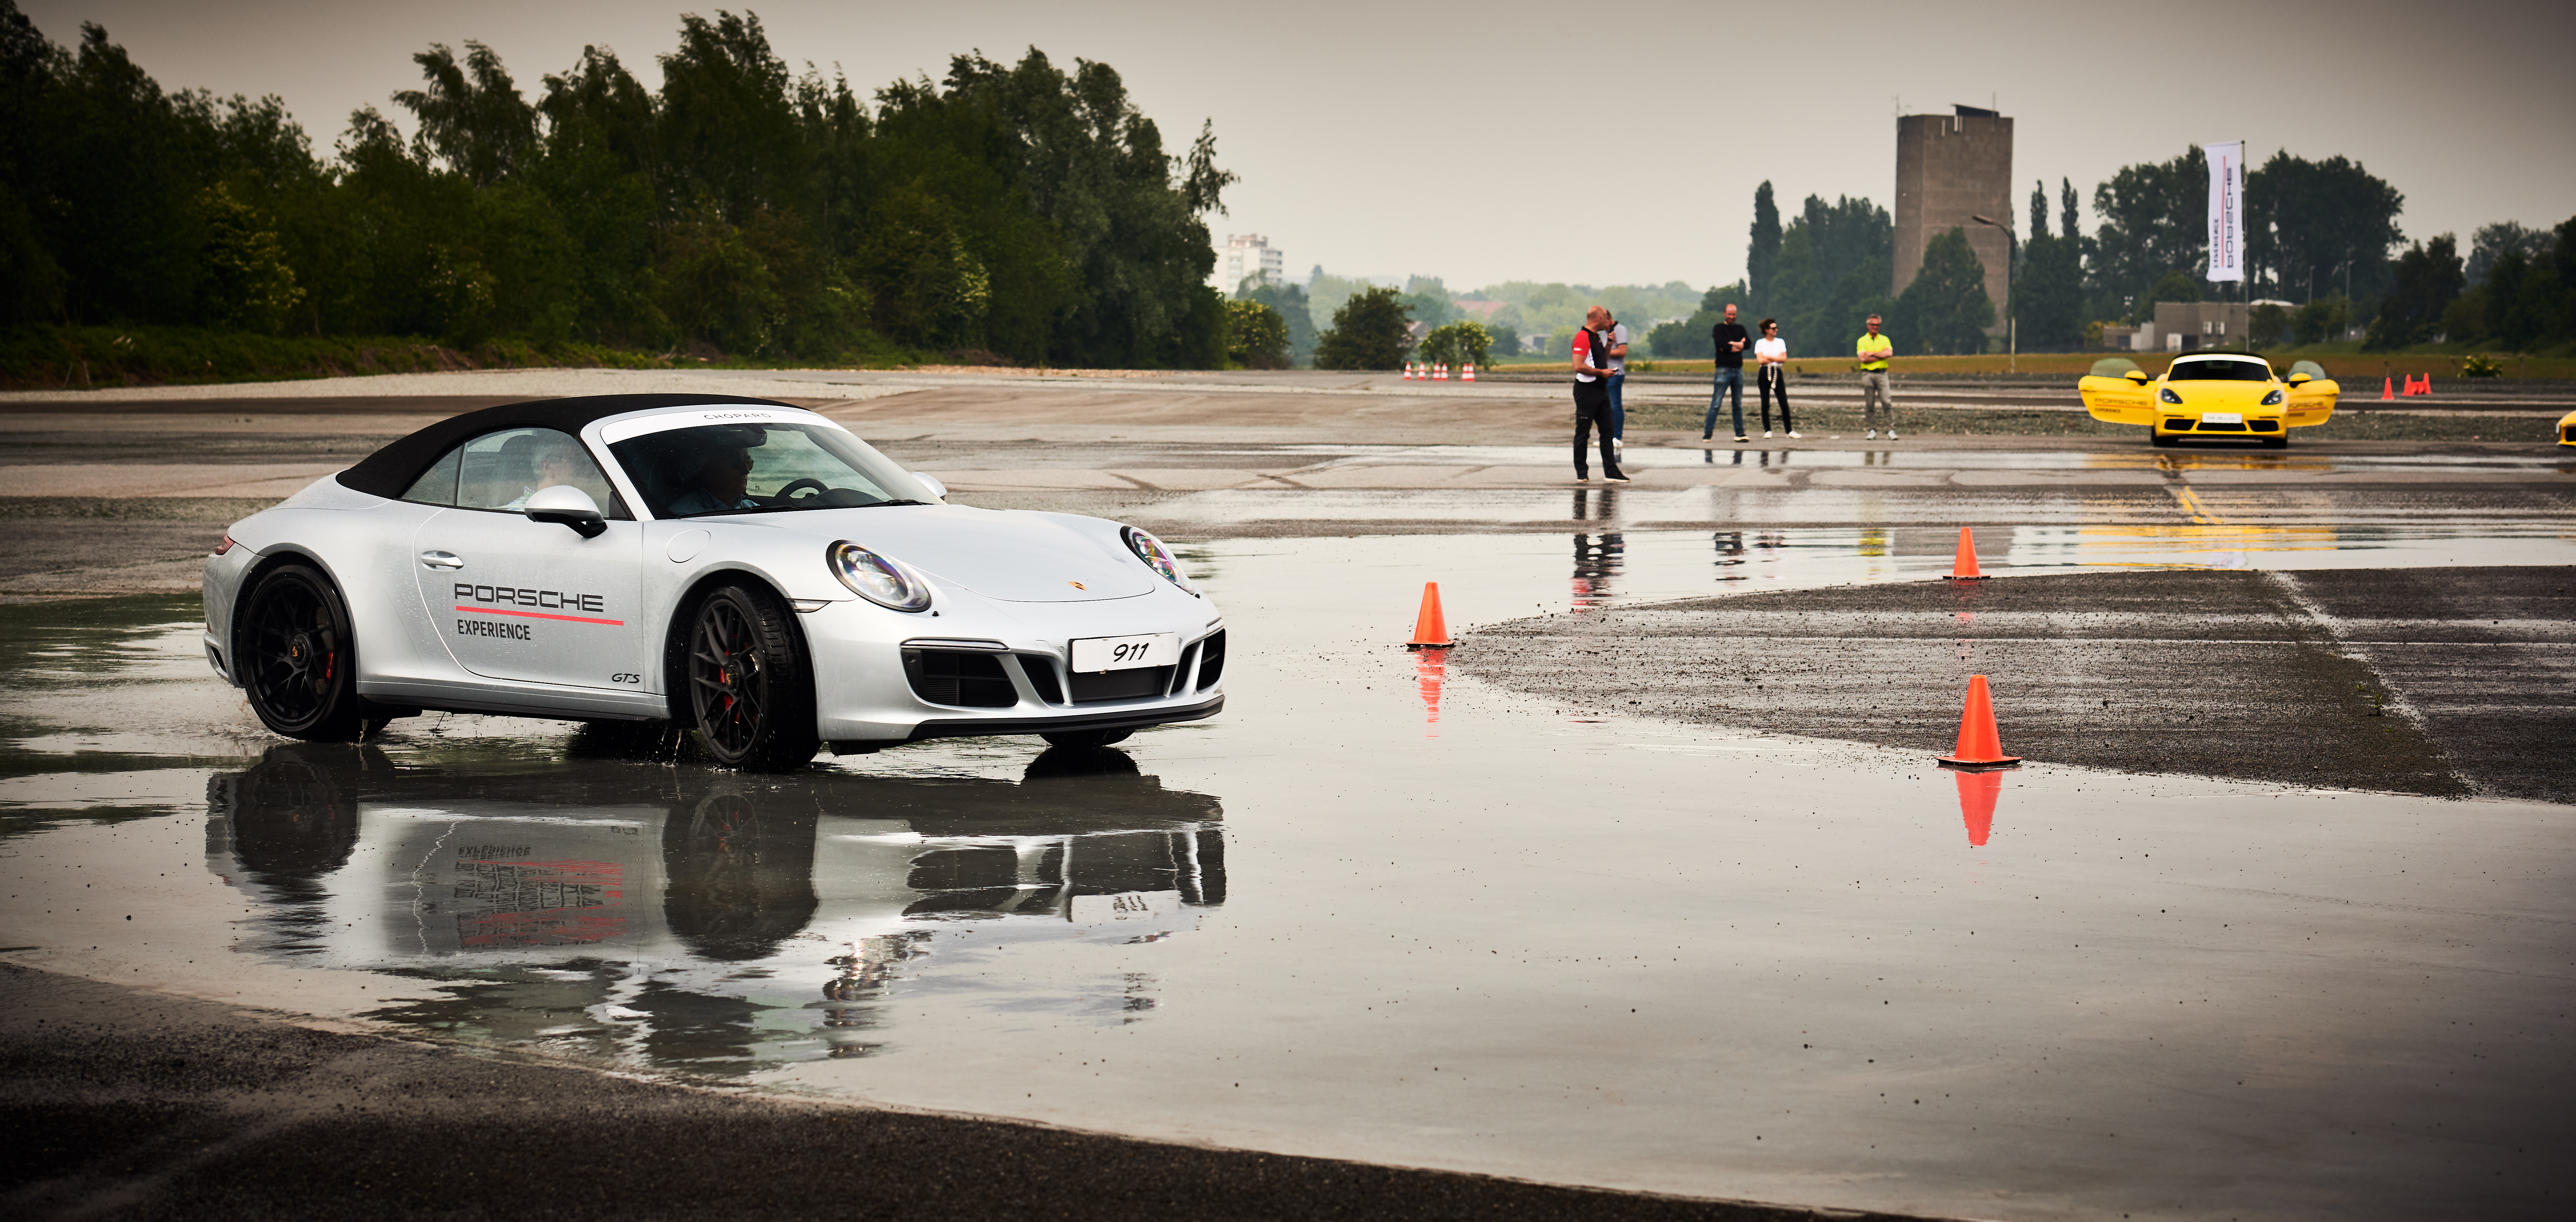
524, 485, 607, 538
911, 472, 949, 501
2287, 373, 2311, 386
2124, 371, 2150, 385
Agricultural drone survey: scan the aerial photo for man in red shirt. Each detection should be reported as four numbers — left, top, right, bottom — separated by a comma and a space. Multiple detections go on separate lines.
1571, 307, 1628, 483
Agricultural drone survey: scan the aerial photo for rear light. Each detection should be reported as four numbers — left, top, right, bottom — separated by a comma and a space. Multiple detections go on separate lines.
212, 535, 236, 556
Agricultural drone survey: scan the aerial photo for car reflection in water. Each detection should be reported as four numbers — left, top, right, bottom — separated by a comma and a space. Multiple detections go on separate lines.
204, 737, 1225, 1074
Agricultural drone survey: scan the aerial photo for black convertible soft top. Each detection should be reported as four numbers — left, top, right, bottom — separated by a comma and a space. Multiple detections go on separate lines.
333, 393, 811, 499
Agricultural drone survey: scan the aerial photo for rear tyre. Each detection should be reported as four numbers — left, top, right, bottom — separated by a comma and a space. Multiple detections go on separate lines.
1041, 728, 1134, 750
684, 583, 820, 772
237, 562, 368, 742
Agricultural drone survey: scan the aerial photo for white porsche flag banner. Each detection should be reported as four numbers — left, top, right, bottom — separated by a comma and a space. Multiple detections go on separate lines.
2206, 140, 2245, 283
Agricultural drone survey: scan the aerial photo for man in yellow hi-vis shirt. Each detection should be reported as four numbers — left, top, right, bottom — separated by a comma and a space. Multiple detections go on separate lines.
1856, 313, 1897, 440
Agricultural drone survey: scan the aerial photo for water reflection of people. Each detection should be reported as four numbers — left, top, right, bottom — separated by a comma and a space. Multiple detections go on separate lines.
1573, 531, 1624, 611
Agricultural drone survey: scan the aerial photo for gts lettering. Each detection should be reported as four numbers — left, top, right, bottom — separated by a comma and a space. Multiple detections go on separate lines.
454, 583, 605, 613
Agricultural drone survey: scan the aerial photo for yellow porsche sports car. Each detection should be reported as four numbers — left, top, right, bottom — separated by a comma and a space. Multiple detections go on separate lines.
2080, 354, 2337, 449
2557, 408, 2574, 447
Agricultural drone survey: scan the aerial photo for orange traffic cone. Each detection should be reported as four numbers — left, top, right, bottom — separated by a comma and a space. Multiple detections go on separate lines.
2380, 376, 2394, 400
1403, 362, 1417, 380
1937, 675, 2021, 770
1940, 526, 1991, 581
1954, 768, 2002, 847
1406, 581, 1453, 649
1461, 363, 1476, 382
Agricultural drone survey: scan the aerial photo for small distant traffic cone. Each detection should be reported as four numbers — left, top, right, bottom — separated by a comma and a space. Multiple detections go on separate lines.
1461, 363, 1476, 382
1435, 362, 1449, 381
1955, 768, 2002, 847
1939, 526, 1991, 581
1405, 581, 1453, 649
1937, 675, 2021, 770
1403, 362, 1417, 380
2380, 376, 2394, 400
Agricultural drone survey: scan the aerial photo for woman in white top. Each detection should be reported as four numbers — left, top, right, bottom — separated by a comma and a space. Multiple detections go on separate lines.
1753, 318, 1798, 438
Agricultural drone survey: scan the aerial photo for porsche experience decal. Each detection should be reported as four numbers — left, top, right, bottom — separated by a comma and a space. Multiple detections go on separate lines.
451, 582, 625, 625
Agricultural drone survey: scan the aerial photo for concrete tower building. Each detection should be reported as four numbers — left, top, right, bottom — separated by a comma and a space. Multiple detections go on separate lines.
1894, 105, 2013, 337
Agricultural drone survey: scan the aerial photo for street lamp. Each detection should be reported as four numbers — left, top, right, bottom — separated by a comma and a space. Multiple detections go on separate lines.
1970, 213, 2015, 374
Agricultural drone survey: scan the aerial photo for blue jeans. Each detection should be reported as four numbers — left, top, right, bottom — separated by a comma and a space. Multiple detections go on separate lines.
1607, 374, 1626, 440
1703, 368, 1744, 438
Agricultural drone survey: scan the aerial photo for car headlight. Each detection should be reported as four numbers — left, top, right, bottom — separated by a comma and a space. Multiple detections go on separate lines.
827, 541, 933, 611
2159, 387, 2183, 404
1122, 527, 1198, 596
2260, 389, 2284, 405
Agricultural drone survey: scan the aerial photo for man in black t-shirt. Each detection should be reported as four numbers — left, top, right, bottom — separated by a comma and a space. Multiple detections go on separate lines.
1703, 303, 1752, 442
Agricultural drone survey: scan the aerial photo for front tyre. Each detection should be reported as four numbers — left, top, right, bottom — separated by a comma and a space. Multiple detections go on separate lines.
2149, 432, 2179, 448
238, 562, 368, 741
2260, 435, 2290, 449
1041, 728, 1135, 750
685, 582, 820, 772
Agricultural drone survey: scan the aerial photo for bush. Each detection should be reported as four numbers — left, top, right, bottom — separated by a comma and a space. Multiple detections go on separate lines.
1313, 286, 1412, 370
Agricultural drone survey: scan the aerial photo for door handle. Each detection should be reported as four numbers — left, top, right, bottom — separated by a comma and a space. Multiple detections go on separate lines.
419, 551, 464, 570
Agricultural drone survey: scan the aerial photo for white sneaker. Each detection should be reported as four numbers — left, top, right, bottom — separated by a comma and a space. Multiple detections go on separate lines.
1866, 429, 1878, 439
1763, 430, 1773, 438
1788, 431, 1803, 439
1612, 437, 1623, 451
1887, 430, 1899, 440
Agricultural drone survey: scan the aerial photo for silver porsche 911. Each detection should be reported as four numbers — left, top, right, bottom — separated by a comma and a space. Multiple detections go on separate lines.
201, 394, 1226, 770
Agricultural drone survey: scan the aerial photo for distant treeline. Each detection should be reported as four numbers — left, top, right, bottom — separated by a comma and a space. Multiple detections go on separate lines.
1648, 152, 2576, 359
0, 3, 1237, 369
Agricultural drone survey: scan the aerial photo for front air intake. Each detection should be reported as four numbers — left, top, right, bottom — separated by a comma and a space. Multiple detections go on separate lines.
1196, 630, 1227, 690
903, 649, 1017, 707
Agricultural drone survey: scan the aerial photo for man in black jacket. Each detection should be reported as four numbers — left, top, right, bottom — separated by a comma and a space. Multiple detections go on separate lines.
1702, 303, 1752, 442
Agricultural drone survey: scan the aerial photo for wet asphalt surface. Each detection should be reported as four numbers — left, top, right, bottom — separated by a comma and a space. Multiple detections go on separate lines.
3, 381, 2574, 1220
1460, 565, 2574, 804
5, 963, 1900, 1222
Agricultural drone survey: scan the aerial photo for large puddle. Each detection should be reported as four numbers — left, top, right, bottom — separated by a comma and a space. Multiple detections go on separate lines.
3, 525, 2569, 1221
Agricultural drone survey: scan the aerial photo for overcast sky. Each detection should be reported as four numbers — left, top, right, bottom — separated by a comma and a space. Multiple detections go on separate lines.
23, 0, 2576, 292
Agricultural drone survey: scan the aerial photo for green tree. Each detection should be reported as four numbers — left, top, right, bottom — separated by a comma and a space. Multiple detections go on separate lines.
1237, 279, 1315, 365
2363, 234, 2464, 350
1417, 320, 1490, 369
1313, 285, 1411, 369
1892, 227, 1992, 354
1745, 180, 1780, 312
392, 42, 536, 187
2249, 302, 2292, 347
1761, 194, 1891, 351
194, 182, 303, 332
2016, 231, 2083, 349
2090, 146, 2208, 307
2292, 295, 2350, 345
2244, 151, 2402, 305
1224, 297, 1288, 369
2137, 271, 2201, 325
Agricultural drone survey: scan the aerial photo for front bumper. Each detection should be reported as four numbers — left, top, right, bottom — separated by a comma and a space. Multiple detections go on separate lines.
2155, 411, 2288, 436
798, 591, 1226, 747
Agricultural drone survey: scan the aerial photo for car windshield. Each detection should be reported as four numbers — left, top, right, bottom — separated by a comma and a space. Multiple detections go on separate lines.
607, 422, 932, 519
2167, 359, 2272, 382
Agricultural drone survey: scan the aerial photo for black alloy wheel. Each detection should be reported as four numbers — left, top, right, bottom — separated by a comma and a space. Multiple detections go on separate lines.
1040, 728, 1135, 750
238, 563, 367, 741
684, 583, 820, 772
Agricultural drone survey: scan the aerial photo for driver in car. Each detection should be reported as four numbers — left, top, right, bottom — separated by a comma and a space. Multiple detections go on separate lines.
665, 440, 762, 516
